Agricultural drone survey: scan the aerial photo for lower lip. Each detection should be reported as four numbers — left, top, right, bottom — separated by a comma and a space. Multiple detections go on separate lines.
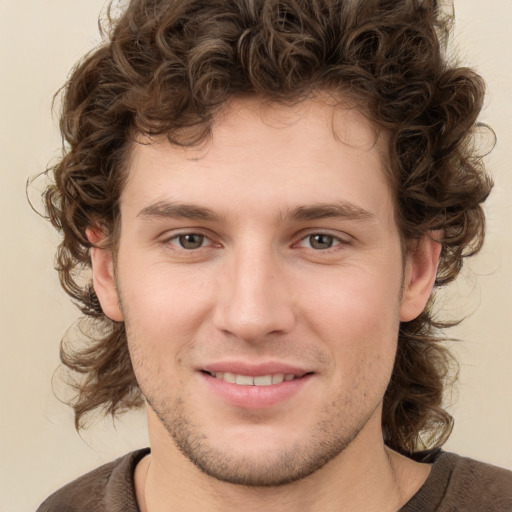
201, 372, 313, 409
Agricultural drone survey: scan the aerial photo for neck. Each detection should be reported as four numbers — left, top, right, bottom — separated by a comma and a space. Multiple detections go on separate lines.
135, 410, 430, 512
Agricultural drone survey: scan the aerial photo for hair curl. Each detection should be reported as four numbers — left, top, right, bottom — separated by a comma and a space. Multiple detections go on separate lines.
43, 0, 492, 455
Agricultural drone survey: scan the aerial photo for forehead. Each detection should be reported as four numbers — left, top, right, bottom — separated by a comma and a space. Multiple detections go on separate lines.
122, 96, 392, 222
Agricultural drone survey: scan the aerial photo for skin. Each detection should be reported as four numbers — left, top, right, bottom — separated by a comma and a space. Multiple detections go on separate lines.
90, 96, 440, 511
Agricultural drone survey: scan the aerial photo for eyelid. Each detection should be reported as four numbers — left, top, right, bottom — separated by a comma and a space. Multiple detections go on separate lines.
293, 229, 353, 248
161, 229, 221, 249
158, 228, 352, 251
170, 234, 207, 249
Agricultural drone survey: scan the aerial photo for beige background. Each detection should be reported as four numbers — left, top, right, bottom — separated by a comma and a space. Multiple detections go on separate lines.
1, 1, 511, 510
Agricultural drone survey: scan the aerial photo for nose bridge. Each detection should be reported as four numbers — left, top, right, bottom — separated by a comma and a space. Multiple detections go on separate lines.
213, 239, 295, 341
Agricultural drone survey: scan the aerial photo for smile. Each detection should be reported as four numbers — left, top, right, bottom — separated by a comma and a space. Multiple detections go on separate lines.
202, 369, 313, 409
207, 372, 299, 386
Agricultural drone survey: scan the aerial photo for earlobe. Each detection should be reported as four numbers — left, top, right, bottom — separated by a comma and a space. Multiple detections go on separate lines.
399, 232, 442, 322
87, 228, 124, 322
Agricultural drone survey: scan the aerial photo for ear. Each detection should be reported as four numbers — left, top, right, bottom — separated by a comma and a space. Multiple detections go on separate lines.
87, 228, 124, 322
399, 232, 442, 322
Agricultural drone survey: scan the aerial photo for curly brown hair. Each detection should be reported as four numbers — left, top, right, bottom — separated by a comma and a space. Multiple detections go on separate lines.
43, 0, 492, 455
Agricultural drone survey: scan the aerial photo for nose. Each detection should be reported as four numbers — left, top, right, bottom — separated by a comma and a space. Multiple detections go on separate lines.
213, 246, 296, 343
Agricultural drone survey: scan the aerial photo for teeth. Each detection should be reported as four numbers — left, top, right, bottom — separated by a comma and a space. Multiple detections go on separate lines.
223, 372, 236, 383
236, 374, 254, 385
254, 375, 273, 386
272, 373, 285, 384
211, 372, 297, 386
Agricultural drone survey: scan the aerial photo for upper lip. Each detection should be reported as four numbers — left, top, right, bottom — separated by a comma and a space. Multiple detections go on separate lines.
200, 361, 312, 377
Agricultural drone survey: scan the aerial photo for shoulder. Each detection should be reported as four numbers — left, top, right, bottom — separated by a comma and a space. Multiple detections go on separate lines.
402, 451, 512, 511
440, 452, 512, 507
36, 448, 149, 512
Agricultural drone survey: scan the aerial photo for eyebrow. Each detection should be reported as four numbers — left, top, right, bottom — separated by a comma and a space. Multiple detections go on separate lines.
282, 202, 375, 222
137, 201, 222, 222
137, 200, 374, 224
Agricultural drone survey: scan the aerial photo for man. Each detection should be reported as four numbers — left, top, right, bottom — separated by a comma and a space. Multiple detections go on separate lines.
37, 0, 511, 510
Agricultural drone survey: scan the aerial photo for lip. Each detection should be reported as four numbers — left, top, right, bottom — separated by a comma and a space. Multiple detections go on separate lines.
198, 361, 314, 409
201, 361, 311, 377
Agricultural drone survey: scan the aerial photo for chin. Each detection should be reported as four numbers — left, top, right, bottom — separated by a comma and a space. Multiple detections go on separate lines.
152, 401, 362, 487
176, 440, 347, 487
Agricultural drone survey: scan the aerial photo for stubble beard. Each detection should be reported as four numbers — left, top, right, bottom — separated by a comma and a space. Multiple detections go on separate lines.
119, 298, 373, 487
144, 392, 375, 488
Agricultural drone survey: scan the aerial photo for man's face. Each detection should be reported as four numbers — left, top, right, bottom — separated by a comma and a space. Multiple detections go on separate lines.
95, 97, 429, 486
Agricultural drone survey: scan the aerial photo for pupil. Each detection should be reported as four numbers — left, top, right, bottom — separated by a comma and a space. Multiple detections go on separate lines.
310, 234, 333, 249
179, 234, 204, 249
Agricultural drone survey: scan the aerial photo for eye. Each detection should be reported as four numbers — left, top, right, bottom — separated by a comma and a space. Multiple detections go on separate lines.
172, 233, 207, 250
298, 233, 343, 250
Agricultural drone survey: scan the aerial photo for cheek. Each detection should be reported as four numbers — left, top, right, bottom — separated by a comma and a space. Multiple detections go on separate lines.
300, 262, 402, 384
118, 256, 217, 335
303, 262, 403, 335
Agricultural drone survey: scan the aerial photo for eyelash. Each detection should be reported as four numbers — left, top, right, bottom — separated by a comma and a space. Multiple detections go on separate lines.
295, 233, 348, 251
166, 232, 215, 250
163, 231, 350, 252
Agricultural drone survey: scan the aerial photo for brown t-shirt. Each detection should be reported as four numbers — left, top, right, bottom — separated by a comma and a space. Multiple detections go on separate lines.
36, 449, 512, 511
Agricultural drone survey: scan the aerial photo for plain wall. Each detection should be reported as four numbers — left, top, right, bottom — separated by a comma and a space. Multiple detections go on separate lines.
1, 1, 511, 510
